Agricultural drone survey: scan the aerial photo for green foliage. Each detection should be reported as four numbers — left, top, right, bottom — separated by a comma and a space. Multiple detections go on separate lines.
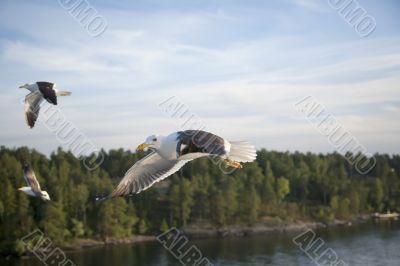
338, 198, 351, 219
137, 219, 148, 235
243, 185, 261, 224
0, 146, 399, 255
40, 202, 68, 244
312, 206, 334, 223
159, 219, 169, 232
169, 176, 193, 226
276, 177, 290, 202
370, 178, 384, 211
97, 199, 137, 238
330, 195, 339, 211
71, 219, 85, 238
13, 239, 27, 256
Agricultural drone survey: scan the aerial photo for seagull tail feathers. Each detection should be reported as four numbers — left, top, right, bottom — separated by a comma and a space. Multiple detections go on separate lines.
228, 141, 257, 162
56, 91, 72, 96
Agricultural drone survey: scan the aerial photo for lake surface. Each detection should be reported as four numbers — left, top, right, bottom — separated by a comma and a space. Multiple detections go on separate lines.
2, 220, 400, 266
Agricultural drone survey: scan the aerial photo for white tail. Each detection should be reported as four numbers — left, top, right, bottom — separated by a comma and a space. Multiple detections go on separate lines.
228, 141, 257, 162
56, 91, 72, 96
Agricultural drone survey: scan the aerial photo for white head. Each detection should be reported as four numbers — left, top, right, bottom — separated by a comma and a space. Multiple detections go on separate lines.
19, 83, 37, 93
19, 83, 31, 89
40, 191, 51, 201
136, 135, 162, 152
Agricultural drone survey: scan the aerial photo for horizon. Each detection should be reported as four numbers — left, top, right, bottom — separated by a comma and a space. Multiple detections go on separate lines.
0, 0, 399, 156
2, 143, 399, 158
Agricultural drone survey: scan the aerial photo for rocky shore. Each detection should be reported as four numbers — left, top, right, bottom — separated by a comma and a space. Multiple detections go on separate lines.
181, 214, 371, 239
61, 215, 372, 251
3, 214, 372, 258
62, 235, 156, 251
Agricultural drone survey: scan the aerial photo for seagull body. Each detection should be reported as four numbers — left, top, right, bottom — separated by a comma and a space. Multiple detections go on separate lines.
19, 164, 50, 201
19, 81, 71, 128
99, 130, 256, 200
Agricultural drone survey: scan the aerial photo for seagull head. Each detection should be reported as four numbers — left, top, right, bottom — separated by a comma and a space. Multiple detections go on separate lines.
136, 135, 161, 152
19, 83, 31, 89
40, 191, 51, 201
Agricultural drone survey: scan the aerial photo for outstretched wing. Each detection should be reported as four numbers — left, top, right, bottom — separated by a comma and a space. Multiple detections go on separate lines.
37, 81, 57, 105
23, 165, 42, 193
24, 91, 43, 128
103, 152, 189, 199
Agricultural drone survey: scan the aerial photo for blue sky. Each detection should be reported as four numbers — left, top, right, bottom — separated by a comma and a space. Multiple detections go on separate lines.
0, 0, 399, 155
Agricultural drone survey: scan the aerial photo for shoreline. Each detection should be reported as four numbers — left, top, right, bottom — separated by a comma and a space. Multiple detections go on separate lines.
2, 214, 373, 259
181, 214, 372, 239
61, 235, 156, 252
61, 214, 372, 251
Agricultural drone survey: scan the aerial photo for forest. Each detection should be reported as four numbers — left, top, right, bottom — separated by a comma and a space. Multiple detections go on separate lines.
0, 145, 399, 255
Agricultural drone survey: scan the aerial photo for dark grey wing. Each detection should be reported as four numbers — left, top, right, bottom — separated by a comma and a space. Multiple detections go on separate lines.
24, 91, 43, 128
23, 165, 41, 193
176, 130, 226, 156
105, 152, 189, 198
37, 81, 57, 105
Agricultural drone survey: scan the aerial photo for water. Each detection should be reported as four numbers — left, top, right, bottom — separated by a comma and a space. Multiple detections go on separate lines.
2, 220, 399, 266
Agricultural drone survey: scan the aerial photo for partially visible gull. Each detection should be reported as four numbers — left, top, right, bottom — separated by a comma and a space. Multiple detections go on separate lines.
19, 81, 71, 128
18, 164, 50, 201
98, 130, 257, 200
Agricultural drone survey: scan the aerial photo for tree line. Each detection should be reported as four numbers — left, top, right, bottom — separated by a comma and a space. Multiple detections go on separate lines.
0, 146, 399, 255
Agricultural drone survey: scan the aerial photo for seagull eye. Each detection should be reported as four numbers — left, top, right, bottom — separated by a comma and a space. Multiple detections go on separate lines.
152, 138, 157, 142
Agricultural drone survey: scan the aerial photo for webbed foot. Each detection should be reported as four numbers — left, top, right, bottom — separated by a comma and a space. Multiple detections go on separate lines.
224, 159, 243, 169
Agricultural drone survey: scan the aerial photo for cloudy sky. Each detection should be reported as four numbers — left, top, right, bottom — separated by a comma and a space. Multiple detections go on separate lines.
0, 0, 399, 155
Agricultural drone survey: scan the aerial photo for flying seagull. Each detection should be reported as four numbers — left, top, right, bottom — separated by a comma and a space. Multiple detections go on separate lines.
18, 164, 50, 201
98, 130, 256, 200
19, 81, 71, 128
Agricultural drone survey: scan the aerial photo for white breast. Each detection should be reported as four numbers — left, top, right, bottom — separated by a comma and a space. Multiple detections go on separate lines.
157, 134, 179, 160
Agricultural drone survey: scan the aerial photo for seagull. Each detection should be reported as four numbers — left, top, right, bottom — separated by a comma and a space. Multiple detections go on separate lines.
19, 81, 71, 128
18, 164, 50, 201
98, 130, 257, 200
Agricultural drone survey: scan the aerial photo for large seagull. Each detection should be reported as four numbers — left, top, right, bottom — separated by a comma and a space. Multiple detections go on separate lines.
18, 164, 51, 201
19, 81, 71, 128
98, 130, 256, 200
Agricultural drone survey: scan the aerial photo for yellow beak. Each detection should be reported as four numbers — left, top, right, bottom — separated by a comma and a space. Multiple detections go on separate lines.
136, 143, 151, 152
